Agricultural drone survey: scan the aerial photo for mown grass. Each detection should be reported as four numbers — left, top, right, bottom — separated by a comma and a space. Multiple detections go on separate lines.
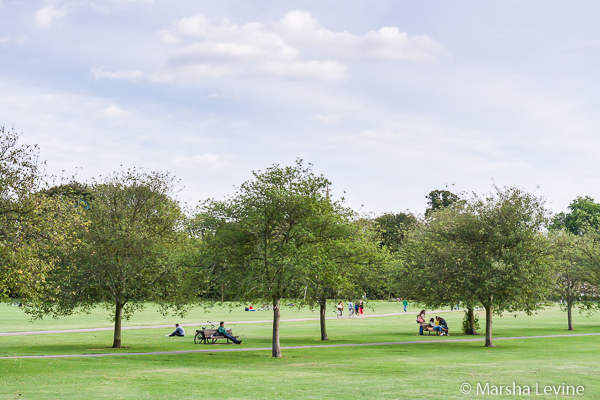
1, 336, 599, 399
0, 303, 599, 399
0, 301, 407, 333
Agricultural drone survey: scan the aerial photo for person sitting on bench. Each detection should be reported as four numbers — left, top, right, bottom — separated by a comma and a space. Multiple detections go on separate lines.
213, 321, 242, 344
433, 316, 449, 335
166, 323, 185, 337
427, 318, 436, 332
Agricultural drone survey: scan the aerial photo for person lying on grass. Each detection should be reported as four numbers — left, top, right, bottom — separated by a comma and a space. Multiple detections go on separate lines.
212, 322, 242, 344
165, 324, 185, 337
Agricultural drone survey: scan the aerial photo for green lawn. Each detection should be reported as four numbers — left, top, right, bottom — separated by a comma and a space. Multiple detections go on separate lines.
0, 301, 409, 333
1, 303, 599, 399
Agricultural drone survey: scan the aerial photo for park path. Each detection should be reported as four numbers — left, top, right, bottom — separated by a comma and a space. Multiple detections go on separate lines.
1, 332, 599, 360
0, 309, 457, 337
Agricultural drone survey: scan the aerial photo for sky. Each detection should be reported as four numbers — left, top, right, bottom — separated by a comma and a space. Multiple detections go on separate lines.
1, 0, 600, 215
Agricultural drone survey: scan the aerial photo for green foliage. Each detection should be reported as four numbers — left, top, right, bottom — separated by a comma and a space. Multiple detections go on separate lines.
549, 197, 600, 329
29, 168, 187, 347
43, 181, 94, 202
402, 186, 554, 345
424, 189, 460, 218
549, 231, 599, 329
551, 196, 600, 235
196, 160, 385, 355
373, 212, 418, 252
0, 127, 85, 301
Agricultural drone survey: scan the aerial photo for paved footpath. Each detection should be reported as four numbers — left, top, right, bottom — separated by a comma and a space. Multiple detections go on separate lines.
2, 332, 599, 360
0, 309, 458, 337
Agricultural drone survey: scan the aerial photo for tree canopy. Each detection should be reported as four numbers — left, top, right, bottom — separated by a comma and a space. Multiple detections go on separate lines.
402, 186, 554, 346
374, 212, 418, 252
29, 169, 186, 348
551, 196, 600, 235
196, 160, 384, 356
424, 189, 460, 218
549, 231, 599, 330
0, 127, 84, 301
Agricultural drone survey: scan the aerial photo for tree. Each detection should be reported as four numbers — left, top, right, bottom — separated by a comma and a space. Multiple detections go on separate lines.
549, 232, 598, 330
198, 161, 374, 356
374, 212, 418, 252
0, 127, 84, 302
551, 196, 600, 235
575, 232, 600, 310
424, 189, 460, 218
372, 213, 418, 301
29, 169, 186, 348
303, 217, 387, 341
402, 186, 553, 346
400, 209, 480, 333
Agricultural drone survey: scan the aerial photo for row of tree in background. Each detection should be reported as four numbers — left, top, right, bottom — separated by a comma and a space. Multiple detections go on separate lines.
1, 127, 599, 357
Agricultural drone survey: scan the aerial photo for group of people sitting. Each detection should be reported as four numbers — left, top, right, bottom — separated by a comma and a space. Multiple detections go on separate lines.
416, 310, 449, 336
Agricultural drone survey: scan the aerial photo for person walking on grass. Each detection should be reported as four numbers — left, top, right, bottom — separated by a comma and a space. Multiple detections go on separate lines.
358, 300, 364, 316
165, 323, 185, 337
213, 322, 242, 344
402, 298, 408, 313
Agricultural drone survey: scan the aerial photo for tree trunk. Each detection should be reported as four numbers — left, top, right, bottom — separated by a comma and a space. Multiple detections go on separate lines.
319, 299, 328, 341
567, 301, 573, 331
484, 302, 494, 347
467, 307, 477, 335
112, 300, 123, 348
271, 298, 282, 358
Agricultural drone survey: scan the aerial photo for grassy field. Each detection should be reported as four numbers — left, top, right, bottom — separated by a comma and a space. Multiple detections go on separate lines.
0, 300, 407, 333
1, 302, 599, 399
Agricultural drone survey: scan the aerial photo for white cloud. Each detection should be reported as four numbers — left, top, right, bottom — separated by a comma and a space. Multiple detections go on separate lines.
34, 6, 71, 29
277, 10, 320, 32
157, 29, 181, 44
260, 60, 346, 81
173, 153, 233, 169
312, 114, 340, 125
153, 10, 443, 83
276, 10, 445, 61
92, 68, 144, 81
102, 104, 129, 118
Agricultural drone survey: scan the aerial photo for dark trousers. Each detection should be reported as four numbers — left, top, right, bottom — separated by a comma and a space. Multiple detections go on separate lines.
222, 331, 241, 344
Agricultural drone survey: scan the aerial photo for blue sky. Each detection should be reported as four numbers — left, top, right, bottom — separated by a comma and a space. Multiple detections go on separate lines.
1, 0, 600, 214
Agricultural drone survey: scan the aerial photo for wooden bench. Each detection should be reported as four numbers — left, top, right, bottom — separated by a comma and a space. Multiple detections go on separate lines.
420, 323, 449, 336
194, 328, 239, 344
